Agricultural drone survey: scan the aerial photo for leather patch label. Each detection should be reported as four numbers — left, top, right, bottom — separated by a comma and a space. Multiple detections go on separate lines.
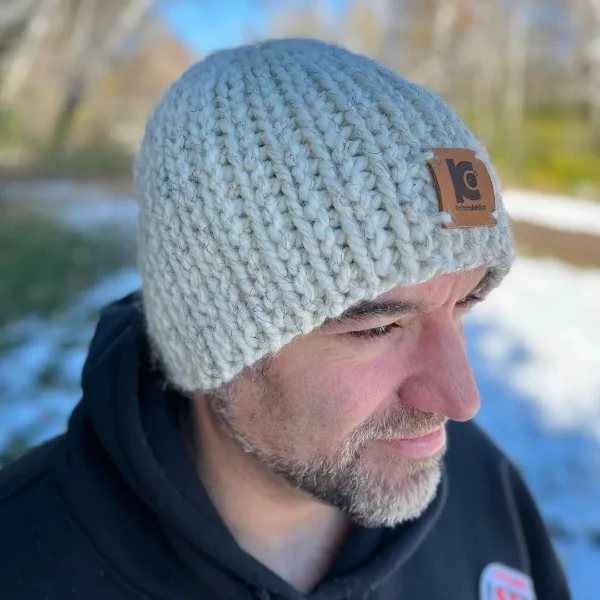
425, 147, 497, 229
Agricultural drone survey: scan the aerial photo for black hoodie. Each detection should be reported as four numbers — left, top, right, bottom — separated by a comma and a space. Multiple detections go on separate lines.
0, 292, 571, 600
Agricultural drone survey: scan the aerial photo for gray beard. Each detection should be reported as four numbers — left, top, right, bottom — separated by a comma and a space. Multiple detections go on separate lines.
206, 388, 445, 528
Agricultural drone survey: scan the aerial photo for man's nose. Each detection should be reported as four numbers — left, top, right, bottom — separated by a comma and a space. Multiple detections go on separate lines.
400, 318, 481, 422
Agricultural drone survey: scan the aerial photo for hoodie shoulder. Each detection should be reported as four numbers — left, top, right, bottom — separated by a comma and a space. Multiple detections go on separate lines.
0, 436, 62, 503
82, 291, 144, 378
0, 438, 136, 600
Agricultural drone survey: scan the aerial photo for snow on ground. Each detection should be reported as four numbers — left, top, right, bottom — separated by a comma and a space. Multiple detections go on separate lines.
465, 257, 600, 599
0, 179, 138, 236
0, 269, 141, 449
503, 188, 600, 236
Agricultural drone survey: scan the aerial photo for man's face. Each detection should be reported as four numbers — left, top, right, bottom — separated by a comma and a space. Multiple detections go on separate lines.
205, 267, 489, 527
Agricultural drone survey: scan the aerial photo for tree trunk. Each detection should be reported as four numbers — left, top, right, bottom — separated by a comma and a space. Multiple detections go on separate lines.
0, 0, 37, 33
49, 80, 85, 151
50, 0, 152, 151
0, 0, 59, 104
428, 0, 458, 94
472, 0, 500, 147
504, 2, 531, 177
587, 0, 600, 149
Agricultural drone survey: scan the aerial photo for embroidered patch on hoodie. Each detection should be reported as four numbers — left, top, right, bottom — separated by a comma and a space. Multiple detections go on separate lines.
480, 562, 536, 600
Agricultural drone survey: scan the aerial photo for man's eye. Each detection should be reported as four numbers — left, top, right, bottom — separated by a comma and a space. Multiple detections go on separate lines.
456, 293, 483, 310
349, 323, 401, 340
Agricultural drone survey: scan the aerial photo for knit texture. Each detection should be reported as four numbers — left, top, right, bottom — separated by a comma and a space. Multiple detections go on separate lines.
133, 38, 514, 393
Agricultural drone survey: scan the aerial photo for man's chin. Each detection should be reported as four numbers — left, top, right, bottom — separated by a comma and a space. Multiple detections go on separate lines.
338, 452, 444, 528
298, 451, 444, 529
214, 420, 445, 528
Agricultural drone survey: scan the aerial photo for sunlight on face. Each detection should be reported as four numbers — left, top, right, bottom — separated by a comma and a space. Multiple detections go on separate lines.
204, 267, 488, 527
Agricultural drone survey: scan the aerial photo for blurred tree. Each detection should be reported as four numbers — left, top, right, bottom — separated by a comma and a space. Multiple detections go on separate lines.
590, 1, 600, 147
0, 0, 193, 167
90, 16, 194, 150
49, 0, 153, 151
504, 0, 532, 173
579, 0, 600, 148
341, 0, 386, 62
268, 0, 336, 42
0, 0, 597, 191
0, 0, 58, 104
0, 0, 37, 33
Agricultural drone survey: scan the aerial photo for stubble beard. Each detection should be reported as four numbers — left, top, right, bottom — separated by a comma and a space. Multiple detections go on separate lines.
205, 384, 446, 528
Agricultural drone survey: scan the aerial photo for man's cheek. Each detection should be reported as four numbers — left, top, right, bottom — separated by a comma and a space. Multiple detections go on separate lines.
303, 374, 381, 435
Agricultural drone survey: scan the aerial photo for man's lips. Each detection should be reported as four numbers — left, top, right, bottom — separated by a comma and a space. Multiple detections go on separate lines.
382, 426, 447, 459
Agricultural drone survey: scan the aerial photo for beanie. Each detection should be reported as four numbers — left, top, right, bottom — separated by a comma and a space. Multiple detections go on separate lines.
133, 37, 513, 394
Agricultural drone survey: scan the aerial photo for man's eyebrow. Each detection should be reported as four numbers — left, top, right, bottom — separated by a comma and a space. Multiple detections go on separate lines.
322, 268, 492, 329
321, 299, 429, 328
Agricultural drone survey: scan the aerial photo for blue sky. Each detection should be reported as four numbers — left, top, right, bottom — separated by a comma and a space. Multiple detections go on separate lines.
162, 0, 348, 56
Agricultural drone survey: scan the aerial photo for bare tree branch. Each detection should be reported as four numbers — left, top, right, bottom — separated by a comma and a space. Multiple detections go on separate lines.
51, 0, 153, 148
585, 0, 600, 145
0, 0, 61, 103
0, 0, 37, 32
504, 0, 532, 169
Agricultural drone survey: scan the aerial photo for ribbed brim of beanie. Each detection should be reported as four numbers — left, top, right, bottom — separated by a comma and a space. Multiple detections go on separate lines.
133, 37, 514, 394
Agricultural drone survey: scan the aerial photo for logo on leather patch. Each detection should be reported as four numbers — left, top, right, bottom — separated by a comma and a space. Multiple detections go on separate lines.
425, 147, 497, 229
480, 563, 536, 600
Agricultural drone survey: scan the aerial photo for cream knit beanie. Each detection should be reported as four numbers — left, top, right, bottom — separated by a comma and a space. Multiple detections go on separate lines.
133, 37, 513, 394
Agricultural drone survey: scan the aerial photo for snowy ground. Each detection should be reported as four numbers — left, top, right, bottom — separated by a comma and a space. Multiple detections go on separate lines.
1, 181, 599, 597
503, 188, 600, 236
0, 269, 141, 449
465, 258, 600, 598
0, 179, 138, 235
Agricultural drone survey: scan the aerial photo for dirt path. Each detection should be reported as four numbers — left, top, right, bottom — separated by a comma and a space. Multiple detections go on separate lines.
511, 220, 600, 268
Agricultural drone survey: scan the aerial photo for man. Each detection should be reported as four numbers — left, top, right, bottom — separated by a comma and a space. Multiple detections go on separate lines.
0, 38, 570, 599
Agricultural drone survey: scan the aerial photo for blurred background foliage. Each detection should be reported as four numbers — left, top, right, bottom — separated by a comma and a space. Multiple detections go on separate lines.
0, 0, 599, 197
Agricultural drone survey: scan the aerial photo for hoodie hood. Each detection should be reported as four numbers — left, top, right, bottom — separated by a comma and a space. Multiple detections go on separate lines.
62, 292, 447, 600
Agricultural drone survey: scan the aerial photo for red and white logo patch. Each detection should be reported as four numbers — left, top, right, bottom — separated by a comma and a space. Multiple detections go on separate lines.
480, 563, 536, 600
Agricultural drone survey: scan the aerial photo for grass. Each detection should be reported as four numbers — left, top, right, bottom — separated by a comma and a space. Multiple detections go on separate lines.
0, 108, 134, 180
0, 207, 133, 469
0, 209, 129, 328
33, 137, 134, 179
462, 112, 600, 201
496, 117, 599, 199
